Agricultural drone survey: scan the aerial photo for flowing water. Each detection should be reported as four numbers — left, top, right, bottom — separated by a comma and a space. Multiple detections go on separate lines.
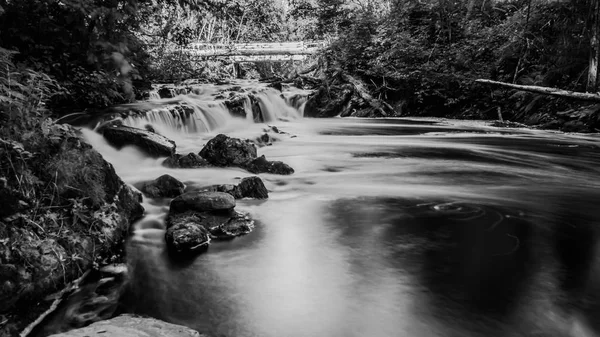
82, 81, 600, 337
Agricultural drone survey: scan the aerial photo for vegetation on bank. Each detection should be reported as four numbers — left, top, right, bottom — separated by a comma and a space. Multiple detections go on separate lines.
316, 0, 600, 130
0, 47, 143, 335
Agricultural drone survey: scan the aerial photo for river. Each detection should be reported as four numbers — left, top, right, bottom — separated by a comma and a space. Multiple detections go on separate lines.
83, 81, 600, 337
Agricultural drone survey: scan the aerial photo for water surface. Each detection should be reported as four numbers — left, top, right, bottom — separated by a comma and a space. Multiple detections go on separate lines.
86, 91, 600, 337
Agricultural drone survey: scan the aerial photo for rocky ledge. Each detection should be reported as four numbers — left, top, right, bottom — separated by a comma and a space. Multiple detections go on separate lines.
48, 315, 205, 337
101, 125, 176, 157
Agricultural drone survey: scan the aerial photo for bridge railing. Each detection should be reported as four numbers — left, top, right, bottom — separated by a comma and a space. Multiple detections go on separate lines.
182, 41, 328, 57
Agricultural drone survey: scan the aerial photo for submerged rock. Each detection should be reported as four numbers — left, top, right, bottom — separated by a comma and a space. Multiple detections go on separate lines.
48, 314, 204, 337
198, 176, 269, 200
163, 153, 210, 168
199, 134, 257, 166
165, 222, 211, 255
244, 155, 295, 175
170, 191, 236, 213
209, 211, 255, 240
102, 125, 176, 158
139, 174, 184, 198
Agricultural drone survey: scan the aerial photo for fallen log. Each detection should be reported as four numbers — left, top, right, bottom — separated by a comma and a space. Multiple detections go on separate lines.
475, 79, 600, 102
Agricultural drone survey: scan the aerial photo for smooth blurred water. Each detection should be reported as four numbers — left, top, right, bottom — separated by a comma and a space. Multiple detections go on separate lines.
84, 88, 600, 337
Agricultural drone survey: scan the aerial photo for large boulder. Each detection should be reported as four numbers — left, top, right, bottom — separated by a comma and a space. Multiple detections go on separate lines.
48, 315, 204, 337
0, 123, 144, 335
165, 222, 211, 255
102, 125, 176, 158
244, 155, 295, 175
138, 174, 184, 198
199, 134, 257, 166
163, 153, 210, 168
170, 191, 235, 214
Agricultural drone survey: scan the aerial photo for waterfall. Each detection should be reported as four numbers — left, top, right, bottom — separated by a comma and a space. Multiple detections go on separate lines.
122, 86, 306, 134
254, 88, 302, 122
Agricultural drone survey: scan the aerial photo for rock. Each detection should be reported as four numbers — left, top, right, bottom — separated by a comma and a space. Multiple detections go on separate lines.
158, 87, 177, 99
198, 176, 269, 200
48, 314, 204, 337
0, 125, 144, 334
244, 155, 295, 175
196, 184, 240, 198
165, 222, 211, 255
166, 211, 231, 230
253, 133, 273, 147
237, 176, 269, 199
267, 81, 283, 91
199, 134, 257, 166
562, 120, 589, 133
209, 211, 255, 240
163, 153, 210, 168
139, 174, 184, 198
102, 125, 176, 158
170, 191, 236, 214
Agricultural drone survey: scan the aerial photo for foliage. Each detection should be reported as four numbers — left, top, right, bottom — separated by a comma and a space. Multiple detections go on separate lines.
321, 0, 593, 120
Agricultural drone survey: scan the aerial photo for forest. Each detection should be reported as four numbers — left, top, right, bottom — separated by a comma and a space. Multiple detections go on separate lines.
2, 0, 600, 336
2, 0, 600, 127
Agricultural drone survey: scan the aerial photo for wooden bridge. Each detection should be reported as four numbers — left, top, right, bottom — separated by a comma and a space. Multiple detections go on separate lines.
181, 41, 327, 62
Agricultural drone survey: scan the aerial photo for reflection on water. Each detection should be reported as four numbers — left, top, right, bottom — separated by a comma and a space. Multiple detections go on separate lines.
86, 116, 600, 337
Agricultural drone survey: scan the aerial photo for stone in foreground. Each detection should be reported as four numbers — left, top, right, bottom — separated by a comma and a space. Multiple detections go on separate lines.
166, 211, 230, 230
209, 211, 255, 240
102, 125, 176, 158
199, 134, 257, 166
244, 155, 294, 175
139, 174, 185, 198
198, 176, 269, 199
48, 314, 204, 337
170, 191, 236, 213
165, 223, 211, 255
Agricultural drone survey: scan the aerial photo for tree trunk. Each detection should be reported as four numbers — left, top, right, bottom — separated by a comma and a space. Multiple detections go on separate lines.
588, 0, 600, 92
475, 79, 600, 102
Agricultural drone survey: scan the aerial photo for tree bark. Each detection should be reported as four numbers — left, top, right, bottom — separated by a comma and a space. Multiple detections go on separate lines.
476, 79, 600, 102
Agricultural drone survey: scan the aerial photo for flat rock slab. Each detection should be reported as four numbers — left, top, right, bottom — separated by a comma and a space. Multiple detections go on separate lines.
170, 191, 236, 213
48, 315, 204, 337
102, 125, 176, 158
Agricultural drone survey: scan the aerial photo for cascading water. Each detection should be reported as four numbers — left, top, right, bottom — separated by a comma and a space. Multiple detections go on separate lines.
122, 85, 304, 135
76, 80, 600, 337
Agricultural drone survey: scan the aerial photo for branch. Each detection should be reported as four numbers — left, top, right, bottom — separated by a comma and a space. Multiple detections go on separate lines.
475, 79, 600, 102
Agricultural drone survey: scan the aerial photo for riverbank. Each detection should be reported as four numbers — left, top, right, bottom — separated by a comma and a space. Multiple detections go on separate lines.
0, 122, 144, 336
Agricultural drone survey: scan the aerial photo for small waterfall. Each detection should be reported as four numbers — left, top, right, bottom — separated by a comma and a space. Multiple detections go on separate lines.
123, 83, 309, 134
123, 97, 233, 134
255, 88, 302, 122
148, 90, 160, 100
